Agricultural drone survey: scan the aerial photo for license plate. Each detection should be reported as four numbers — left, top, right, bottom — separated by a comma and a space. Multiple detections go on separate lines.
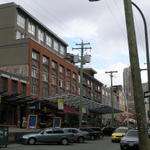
129, 143, 134, 146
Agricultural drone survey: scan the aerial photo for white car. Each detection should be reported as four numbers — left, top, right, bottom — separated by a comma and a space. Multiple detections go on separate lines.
63, 128, 88, 143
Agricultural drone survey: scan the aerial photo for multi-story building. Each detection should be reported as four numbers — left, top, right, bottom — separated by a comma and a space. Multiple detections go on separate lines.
81, 68, 103, 126
0, 2, 78, 97
0, 2, 79, 127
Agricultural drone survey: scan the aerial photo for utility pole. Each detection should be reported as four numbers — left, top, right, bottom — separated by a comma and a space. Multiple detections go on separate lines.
105, 71, 118, 126
123, 0, 149, 150
72, 41, 91, 128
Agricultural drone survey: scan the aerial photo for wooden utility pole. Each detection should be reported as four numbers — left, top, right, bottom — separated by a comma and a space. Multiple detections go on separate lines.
123, 0, 150, 150
105, 71, 118, 126
72, 41, 91, 127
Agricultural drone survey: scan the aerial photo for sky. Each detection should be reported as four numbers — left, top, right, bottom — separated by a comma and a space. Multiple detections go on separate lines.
0, 0, 149, 86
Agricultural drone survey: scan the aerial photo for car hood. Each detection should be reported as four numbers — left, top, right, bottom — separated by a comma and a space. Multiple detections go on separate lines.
22, 133, 39, 138
112, 132, 125, 136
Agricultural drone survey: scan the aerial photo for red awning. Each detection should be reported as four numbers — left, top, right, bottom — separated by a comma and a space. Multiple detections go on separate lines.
49, 102, 79, 115
63, 105, 79, 115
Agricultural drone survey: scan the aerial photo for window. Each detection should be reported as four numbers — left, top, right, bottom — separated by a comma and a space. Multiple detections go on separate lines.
53, 40, 59, 51
59, 65, 64, 73
60, 45, 65, 55
42, 82, 48, 96
17, 14, 25, 28
32, 51, 39, 60
32, 68, 38, 78
12, 80, 17, 93
38, 28, 44, 42
28, 21, 35, 35
43, 56, 49, 65
42, 72, 48, 82
0, 77, 8, 91
16, 31, 25, 39
51, 74, 57, 85
31, 78, 38, 96
21, 83, 26, 95
52, 61, 57, 70
46, 35, 52, 47
72, 73, 76, 79
59, 79, 63, 88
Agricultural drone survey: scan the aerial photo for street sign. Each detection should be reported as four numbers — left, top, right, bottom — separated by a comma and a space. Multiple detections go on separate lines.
144, 91, 150, 98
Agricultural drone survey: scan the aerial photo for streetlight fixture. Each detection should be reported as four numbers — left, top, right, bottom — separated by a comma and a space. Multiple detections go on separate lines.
89, 0, 150, 121
89, 0, 149, 149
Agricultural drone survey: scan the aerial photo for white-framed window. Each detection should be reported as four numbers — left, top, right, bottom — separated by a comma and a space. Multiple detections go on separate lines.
42, 72, 48, 82
38, 28, 44, 42
28, 21, 35, 35
59, 65, 64, 73
53, 40, 59, 51
32, 51, 39, 60
72, 73, 76, 79
16, 31, 25, 39
60, 45, 65, 55
46, 35, 52, 47
43, 56, 49, 65
17, 14, 25, 29
32, 68, 38, 78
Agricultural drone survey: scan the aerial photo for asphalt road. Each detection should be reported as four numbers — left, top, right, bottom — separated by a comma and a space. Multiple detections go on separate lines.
3, 137, 120, 150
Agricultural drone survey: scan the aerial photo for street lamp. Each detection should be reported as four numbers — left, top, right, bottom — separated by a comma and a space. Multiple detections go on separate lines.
89, 0, 149, 149
89, 0, 150, 120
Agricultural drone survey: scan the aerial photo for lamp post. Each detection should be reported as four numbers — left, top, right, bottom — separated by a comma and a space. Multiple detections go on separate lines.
89, 0, 150, 121
89, 0, 149, 150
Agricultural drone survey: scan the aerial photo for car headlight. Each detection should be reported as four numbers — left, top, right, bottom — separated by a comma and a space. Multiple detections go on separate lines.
22, 135, 30, 139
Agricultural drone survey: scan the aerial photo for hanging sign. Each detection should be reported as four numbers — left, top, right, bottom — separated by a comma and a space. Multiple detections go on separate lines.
82, 104, 87, 113
57, 98, 64, 110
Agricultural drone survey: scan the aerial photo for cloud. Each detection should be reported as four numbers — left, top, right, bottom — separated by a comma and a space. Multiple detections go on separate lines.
94, 62, 127, 86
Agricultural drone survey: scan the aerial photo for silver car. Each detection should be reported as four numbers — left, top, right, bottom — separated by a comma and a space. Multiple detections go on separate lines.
20, 128, 74, 145
63, 128, 88, 143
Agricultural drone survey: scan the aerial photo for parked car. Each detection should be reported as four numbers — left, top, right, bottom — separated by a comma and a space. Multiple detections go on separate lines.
111, 127, 128, 143
20, 128, 74, 145
63, 128, 88, 143
86, 127, 104, 139
79, 128, 99, 140
120, 129, 139, 150
102, 126, 116, 136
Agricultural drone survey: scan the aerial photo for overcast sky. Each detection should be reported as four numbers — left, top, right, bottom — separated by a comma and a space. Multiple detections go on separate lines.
0, 0, 149, 86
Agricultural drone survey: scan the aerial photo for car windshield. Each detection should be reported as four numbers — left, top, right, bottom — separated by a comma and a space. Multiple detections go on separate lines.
114, 128, 128, 133
126, 130, 138, 137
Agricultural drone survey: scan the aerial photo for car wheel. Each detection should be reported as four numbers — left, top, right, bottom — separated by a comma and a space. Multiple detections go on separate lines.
78, 137, 84, 143
120, 145, 125, 150
61, 138, 69, 145
90, 135, 95, 140
99, 134, 104, 139
28, 138, 36, 145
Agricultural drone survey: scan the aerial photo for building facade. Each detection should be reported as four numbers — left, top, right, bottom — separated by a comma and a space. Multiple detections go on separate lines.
0, 2, 79, 127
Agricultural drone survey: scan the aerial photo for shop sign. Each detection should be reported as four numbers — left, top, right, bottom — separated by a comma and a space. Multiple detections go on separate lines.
57, 98, 64, 110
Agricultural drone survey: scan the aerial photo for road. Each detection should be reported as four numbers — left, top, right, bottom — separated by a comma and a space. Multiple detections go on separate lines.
3, 137, 120, 150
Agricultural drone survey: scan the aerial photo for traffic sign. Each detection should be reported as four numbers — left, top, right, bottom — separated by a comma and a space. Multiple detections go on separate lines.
144, 91, 150, 98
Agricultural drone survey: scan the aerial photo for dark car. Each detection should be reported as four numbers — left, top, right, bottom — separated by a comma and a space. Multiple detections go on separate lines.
102, 126, 116, 136
79, 128, 99, 140
20, 128, 74, 145
86, 127, 104, 139
120, 129, 139, 150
